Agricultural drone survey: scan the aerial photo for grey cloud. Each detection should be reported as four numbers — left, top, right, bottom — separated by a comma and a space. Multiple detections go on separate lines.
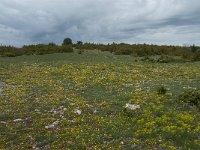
0, 0, 200, 46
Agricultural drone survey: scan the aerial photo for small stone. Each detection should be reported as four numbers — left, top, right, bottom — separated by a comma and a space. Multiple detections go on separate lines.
59, 106, 64, 109
45, 124, 55, 129
124, 103, 140, 110
74, 109, 82, 115
13, 119, 23, 122
45, 120, 59, 129
53, 110, 58, 114
70, 119, 75, 123
0, 121, 7, 124
93, 109, 98, 114
131, 144, 137, 149
52, 120, 59, 126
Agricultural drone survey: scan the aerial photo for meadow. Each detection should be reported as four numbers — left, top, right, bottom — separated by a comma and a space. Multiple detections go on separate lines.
0, 50, 200, 149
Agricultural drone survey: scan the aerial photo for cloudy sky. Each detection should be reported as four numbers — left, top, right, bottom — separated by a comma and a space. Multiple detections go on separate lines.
1, 0, 200, 46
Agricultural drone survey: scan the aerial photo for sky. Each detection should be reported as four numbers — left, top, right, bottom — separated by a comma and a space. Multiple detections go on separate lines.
0, 0, 200, 46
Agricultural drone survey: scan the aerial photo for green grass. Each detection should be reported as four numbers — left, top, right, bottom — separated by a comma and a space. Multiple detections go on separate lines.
0, 50, 200, 149
0, 49, 137, 65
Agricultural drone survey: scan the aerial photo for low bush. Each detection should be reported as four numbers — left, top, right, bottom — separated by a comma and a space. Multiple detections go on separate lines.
178, 89, 200, 109
157, 86, 167, 95
0, 46, 24, 57
156, 55, 175, 63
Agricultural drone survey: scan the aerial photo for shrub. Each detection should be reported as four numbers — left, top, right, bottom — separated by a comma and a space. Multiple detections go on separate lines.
157, 55, 174, 63
192, 49, 200, 61
2, 52, 16, 57
157, 86, 167, 95
178, 89, 200, 109
0, 46, 24, 57
57, 45, 73, 53
78, 49, 84, 54
114, 47, 133, 55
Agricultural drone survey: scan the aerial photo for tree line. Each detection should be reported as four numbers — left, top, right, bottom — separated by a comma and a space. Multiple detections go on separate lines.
0, 40, 73, 57
0, 37, 200, 61
74, 42, 200, 61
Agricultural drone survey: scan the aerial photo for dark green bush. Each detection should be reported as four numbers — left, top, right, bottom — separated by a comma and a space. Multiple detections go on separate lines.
156, 55, 175, 63
2, 52, 16, 57
178, 89, 200, 109
78, 49, 84, 54
157, 86, 167, 95
192, 49, 200, 61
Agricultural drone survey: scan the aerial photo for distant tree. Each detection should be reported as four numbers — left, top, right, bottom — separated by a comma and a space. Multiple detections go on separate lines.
77, 41, 83, 45
63, 38, 72, 45
48, 42, 56, 46
191, 44, 197, 53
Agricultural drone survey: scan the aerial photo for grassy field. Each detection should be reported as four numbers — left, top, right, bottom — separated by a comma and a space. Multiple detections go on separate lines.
0, 50, 200, 149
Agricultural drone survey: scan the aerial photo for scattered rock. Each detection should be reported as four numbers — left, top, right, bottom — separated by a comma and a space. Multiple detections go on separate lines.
124, 103, 140, 111
0, 88, 3, 93
0, 82, 11, 88
0, 82, 12, 97
0, 82, 7, 87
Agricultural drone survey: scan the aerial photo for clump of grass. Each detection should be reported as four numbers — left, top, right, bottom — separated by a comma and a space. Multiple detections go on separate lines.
156, 55, 174, 63
157, 85, 167, 95
78, 50, 84, 54
178, 89, 200, 109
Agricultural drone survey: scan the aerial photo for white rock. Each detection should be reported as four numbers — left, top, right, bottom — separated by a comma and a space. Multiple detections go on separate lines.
53, 110, 58, 114
45, 120, 59, 129
124, 103, 140, 110
0, 121, 7, 124
13, 119, 23, 122
74, 109, 82, 115
59, 106, 64, 109
45, 124, 55, 129
52, 120, 59, 126
93, 109, 97, 114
